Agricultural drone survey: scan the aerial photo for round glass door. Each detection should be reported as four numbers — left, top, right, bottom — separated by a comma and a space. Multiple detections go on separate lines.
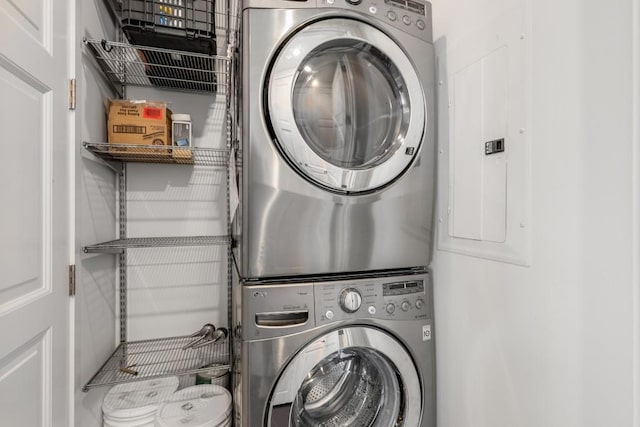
292, 40, 409, 170
267, 18, 426, 193
267, 327, 422, 426
291, 348, 401, 426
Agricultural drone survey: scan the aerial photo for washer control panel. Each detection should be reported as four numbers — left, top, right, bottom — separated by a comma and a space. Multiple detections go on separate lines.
315, 275, 431, 325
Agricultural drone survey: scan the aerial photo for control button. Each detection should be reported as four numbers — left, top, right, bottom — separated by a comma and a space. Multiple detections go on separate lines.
402, 15, 411, 25
416, 19, 425, 30
385, 303, 395, 314
401, 301, 411, 312
326, 0, 334, 3
415, 299, 425, 310
369, 6, 377, 13
325, 310, 334, 320
340, 288, 362, 313
368, 305, 376, 315
345, 0, 362, 4
387, 10, 397, 21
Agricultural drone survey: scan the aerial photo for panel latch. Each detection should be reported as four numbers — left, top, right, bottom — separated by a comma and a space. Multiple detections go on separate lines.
485, 138, 505, 155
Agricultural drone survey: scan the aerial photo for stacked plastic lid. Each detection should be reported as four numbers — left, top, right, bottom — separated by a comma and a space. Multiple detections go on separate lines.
155, 385, 232, 427
102, 377, 180, 427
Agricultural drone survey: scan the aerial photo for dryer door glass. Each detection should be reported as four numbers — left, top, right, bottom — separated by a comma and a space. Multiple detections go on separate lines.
267, 327, 422, 426
291, 40, 409, 170
267, 18, 426, 193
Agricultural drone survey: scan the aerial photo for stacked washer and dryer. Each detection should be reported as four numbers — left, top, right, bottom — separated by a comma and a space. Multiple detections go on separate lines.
233, 0, 436, 425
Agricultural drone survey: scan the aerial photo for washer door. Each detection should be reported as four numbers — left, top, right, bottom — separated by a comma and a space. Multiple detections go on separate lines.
267, 327, 421, 427
266, 18, 426, 193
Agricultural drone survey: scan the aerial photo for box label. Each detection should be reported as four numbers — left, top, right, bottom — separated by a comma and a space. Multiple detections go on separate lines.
113, 125, 146, 134
143, 107, 163, 120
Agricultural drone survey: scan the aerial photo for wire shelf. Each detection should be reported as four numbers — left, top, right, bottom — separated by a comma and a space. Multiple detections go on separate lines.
84, 142, 229, 166
84, 236, 230, 254
85, 38, 229, 94
83, 336, 230, 391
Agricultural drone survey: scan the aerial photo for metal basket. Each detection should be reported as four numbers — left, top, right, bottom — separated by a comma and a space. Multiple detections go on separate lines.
291, 349, 384, 427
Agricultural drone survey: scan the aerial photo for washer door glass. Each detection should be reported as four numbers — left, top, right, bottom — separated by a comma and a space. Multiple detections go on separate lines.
291, 348, 400, 426
267, 18, 426, 193
267, 327, 422, 427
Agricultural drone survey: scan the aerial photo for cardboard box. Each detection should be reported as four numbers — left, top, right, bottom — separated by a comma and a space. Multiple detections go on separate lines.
108, 100, 172, 158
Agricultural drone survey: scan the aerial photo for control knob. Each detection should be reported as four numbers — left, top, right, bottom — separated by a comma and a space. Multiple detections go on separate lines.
340, 288, 362, 313
415, 299, 425, 310
401, 301, 411, 312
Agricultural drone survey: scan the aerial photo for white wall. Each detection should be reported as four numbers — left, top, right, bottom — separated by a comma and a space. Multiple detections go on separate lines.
121, 86, 228, 342
432, 0, 639, 426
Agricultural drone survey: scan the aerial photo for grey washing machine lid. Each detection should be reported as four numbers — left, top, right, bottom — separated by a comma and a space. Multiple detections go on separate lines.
266, 326, 422, 426
266, 18, 426, 193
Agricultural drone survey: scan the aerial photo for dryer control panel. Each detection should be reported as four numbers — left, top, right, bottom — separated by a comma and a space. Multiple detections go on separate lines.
318, 0, 433, 43
315, 275, 432, 325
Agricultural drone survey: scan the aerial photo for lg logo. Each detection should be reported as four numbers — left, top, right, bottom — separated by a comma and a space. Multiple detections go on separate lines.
422, 325, 432, 341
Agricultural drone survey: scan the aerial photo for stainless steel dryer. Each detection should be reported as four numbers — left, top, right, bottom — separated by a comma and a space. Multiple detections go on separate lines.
237, 0, 436, 279
234, 271, 435, 427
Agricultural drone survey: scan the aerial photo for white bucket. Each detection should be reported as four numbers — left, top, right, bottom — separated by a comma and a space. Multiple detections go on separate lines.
155, 385, 232, 427
102, 377, 179, 427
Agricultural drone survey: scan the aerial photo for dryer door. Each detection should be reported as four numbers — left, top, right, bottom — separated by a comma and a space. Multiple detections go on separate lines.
266, 327, 421, 427
266, 18, 426, 193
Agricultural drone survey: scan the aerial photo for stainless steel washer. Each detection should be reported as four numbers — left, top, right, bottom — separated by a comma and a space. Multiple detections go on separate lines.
237, 0, 436, 279
234, 271, 436, 427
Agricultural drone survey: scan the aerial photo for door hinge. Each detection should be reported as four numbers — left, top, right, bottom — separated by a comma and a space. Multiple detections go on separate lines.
68, 264, 76, 296
68, 78, 76, 110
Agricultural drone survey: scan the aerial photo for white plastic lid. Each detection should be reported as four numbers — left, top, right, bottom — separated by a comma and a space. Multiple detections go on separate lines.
102, 377, 179, 419
104, 411, 156, 424
155, 385, 231, 427
105, 411, 155, 421
104, 416, 155, 427
171, 114, 191, 122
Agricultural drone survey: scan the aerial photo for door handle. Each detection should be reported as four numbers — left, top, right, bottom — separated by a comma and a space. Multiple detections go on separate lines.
255, 310, 309, 327
304, 163, 328, 175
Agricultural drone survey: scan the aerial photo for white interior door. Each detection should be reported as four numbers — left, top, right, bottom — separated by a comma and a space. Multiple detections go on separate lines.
0, 0, 72, 425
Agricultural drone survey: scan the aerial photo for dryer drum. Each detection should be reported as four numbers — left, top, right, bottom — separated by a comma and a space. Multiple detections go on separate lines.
290, 348, 402, 427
